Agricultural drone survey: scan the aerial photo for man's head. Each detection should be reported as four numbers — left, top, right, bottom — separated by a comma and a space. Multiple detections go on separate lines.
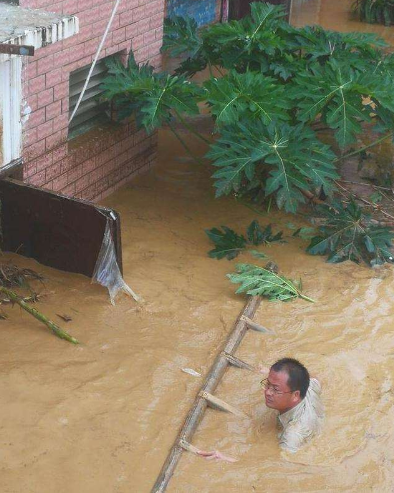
263, 358, 310, 414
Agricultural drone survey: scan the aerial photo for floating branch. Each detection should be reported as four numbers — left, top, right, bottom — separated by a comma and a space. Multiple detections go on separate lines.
0, 286, 79, 344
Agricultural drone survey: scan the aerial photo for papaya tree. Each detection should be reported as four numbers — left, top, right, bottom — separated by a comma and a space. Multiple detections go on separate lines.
102, 2, 394, 265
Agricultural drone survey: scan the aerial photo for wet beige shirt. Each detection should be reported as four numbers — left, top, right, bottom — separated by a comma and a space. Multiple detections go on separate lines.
277, 378, 324, 453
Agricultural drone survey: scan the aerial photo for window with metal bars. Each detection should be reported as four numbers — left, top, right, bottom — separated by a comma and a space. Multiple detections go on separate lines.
68, 56, 115, 139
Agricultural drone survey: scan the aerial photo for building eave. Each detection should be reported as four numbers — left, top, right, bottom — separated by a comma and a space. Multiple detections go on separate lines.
0, 4, 79, 62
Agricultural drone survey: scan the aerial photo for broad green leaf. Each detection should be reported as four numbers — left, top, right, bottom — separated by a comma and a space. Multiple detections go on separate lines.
292, 60, 372, 148
203, 71, 291, 126
207, 121, 338, 213
307, 200, 394, 265
205, 226, 247, 260
227, 263, 314, 302
249, 250, 269, 259
247, 220, 283, 245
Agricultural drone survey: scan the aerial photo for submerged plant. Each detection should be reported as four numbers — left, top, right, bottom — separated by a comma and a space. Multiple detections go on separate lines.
353, 0, 394, 26
102, 3, 394, 216
205, 220, 283, 260
307, 200, 394, 265
228, 264, 314, 302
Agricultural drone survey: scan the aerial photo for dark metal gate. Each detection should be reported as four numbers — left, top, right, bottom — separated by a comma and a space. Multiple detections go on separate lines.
228, 0, 291, 20
0, 179, 122, 277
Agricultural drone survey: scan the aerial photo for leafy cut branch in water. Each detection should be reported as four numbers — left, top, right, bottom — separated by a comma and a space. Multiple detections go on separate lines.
247, 220, 283, 245
205, 226, 246, 260
307, 200, 394, 265
228, 264, 315, 302
205, 220, 283, 260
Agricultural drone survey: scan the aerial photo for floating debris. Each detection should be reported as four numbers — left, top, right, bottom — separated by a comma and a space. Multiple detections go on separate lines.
181, 368, 201, 377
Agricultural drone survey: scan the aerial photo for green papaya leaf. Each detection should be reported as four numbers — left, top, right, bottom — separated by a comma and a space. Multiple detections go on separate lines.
227, 263, 314, 302
205, 226, 247, 260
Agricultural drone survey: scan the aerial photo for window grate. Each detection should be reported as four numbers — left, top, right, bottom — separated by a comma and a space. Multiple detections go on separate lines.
68, 56, 114, 139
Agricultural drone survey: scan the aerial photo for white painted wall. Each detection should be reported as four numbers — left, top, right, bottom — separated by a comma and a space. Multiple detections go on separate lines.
0, 56, 22, 166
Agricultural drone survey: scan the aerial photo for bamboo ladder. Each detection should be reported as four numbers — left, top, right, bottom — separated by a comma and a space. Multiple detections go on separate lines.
151, 295, 273, 492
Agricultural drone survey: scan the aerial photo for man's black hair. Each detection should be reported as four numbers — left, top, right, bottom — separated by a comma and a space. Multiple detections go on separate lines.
271, 358, 310, 398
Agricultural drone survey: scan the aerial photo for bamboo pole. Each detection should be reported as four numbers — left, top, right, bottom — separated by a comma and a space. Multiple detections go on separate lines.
0, 286, 79, 344
151, 296, 261, 493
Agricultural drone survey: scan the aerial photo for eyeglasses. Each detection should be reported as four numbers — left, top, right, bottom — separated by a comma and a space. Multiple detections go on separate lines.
260, 378, 294, 395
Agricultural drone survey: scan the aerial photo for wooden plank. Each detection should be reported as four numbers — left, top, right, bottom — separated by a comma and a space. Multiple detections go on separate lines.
200, 391, 249, 418
0, 44, 34, 56
241, 315, 275, 334
151, 296, 261, 493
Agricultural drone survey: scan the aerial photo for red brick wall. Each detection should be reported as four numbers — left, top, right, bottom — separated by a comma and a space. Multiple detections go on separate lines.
20, 0, 165, 201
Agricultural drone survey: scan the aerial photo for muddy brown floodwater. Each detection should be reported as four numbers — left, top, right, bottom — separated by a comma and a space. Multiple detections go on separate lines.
1, 125, 394, 493
2, 1, 394, 491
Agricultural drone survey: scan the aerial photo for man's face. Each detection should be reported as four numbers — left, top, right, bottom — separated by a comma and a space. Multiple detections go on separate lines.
264, 369, 301, 414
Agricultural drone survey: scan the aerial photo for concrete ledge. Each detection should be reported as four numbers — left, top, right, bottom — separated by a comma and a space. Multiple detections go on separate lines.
0, 4, 79, 62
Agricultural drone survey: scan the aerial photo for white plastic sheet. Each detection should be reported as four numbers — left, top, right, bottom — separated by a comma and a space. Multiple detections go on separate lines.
92, 220, 140, 305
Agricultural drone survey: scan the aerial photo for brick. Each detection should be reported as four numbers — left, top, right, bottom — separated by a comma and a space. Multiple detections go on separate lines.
36, 120, 54, 139
63, 32, 83, 50
36, 152, 53, 173
119, 9, 134, 27
113, 27, 126, 45
24, 139, 46, 161
37, 55, 54, 75
46, 162, 62, 182
27, 108, 45, 129
54, 82, 69, 101
26, 61, 37, 79
46, 130, 66, 151
60, 181, 77, 197
143, 30, 156, 46
23, 160, 37, 178
82, 157, 97, 174
136, 17, 150, 35
75, 173, 91, 193
150, 12, 163, 29
100, 3, 113, 20
67, 43, 86, 64
28, 75, 45, 96
37, 88, 54, 109
62, 0, 78, 15
26, 94, 38, 112
118, 0, 138, 12
23, 128, 37, 147
131, 34, 144, 50
84, 37, 100, 57
104, 45, 120, 57
46, 68, 62, 89
52, 173, 69, 192
133, 6, 147, 22
45, 100, 62, 121
61, 98, 69, 114
29, 169, 46, 186
52, 143, 68, 163
53, 114, 69, 133
148, 40, 162, 57
91, 19, 108, 34
54, 50, 71, 72
78, 0, 93, 11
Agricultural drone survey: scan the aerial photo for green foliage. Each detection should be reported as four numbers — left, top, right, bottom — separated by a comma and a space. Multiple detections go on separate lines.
102, 3, 394, 215
353, 0, 394, 26
102, 52, 202, 131
203, 71, 291, 126
206, 220, 283, 259
162, 16, 202, 57
227, 264, 314, 302
207, 121, 338, 212
307, 200, 394, 265
247, 220, 283, 245
205, 226, 246, 260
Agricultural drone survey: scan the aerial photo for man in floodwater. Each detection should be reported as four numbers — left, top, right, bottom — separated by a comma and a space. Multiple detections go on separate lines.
262, 358, 324, 453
